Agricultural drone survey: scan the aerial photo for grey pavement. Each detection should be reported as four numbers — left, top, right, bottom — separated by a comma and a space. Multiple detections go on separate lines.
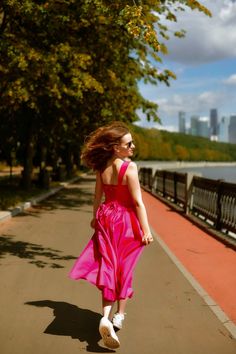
0, 176, 235, 354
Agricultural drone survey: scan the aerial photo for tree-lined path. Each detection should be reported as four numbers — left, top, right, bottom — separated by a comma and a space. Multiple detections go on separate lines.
0, 176, 235, 354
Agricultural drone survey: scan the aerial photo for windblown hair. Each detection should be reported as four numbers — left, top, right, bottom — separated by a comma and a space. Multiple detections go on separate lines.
81, 121, 130, 171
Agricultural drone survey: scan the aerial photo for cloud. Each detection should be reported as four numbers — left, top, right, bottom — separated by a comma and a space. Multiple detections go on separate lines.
138, 1, 236, 128
198, 91, 223, 106
135, 117, 178, 132
224, 74, 236, 85
155, 91, 226, 118
155, 124, 178, 132
219, 0, 236, 23
162, 0, 236, 64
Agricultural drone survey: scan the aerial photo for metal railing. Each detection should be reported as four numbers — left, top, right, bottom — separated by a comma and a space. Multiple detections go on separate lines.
190, 176, 236, 234
139, 167, 236, 240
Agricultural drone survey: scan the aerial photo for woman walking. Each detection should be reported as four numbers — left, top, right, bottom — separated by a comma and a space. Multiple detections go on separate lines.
69, 121, 153, 349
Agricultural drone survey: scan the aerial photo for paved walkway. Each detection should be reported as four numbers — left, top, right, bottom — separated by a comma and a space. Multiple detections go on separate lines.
0, 176, 236, 354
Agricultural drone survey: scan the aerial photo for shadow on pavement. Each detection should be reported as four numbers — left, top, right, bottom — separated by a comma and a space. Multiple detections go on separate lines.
34, 185, 94, 213
0, 235, 76, 268
9, 181, 94, 220
25, 300, 114, 353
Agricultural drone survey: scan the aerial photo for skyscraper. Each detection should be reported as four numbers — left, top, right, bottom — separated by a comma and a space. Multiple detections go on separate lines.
190, 115, 199, 136
210, 108, 218, 137
228, 115, 236, 144
190, 116, 209, 138
178, 111, 186, 134
218, 117, 229, 142
198, 117, 209, 138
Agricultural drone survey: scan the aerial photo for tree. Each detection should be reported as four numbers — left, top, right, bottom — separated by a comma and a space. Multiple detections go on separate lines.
0, 1, 211, 187
175, 145, 190, 161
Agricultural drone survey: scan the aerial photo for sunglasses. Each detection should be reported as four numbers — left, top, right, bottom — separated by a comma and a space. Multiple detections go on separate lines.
126, 140, 135, 148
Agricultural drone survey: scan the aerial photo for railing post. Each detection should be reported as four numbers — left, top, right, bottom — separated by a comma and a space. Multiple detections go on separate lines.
215, 180, 223, 230
163, 170, 166, 197
143, 168, 147, 186
148, 168, 153, 190
139, 168, 143, 185
174, 172, 177, 204
185, 173, 194, 214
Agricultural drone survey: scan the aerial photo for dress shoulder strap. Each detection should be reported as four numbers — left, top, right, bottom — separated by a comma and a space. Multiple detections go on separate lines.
118, 161, 130, 185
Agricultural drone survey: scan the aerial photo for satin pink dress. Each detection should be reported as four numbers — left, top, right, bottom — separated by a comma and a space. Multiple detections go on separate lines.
69, 161, 144, 301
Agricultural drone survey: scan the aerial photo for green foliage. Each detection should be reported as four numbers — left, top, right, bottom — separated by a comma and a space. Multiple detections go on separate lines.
0, 0, 211, 187
131, 126, 236, 162
0, 0, 211, 121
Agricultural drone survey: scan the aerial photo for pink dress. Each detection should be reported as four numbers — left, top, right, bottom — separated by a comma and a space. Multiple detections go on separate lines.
69, 161, 144, 301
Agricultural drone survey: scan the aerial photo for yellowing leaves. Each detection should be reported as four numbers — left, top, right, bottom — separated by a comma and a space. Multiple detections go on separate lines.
107, 69, 117, 82
27, 49, 41, 61
5, 79, 30, 105
159, 43, 168, 55
186, 0, 212, 17
18, 54, 28, 70
0, 0, 211, 130
50, 84, 62, 100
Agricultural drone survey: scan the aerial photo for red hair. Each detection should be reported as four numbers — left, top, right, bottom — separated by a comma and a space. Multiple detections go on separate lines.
81, 121, 130, 171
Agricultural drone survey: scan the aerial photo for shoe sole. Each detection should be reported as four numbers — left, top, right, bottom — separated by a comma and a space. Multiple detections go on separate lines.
99, 323, 120, 349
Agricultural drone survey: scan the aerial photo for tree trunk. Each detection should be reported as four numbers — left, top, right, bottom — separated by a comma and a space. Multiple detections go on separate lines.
74, 148, 81, 169
39, 145, 47, 174
39, 146, 50, 188
22, 137, 34, 190
65, 144, 73, 179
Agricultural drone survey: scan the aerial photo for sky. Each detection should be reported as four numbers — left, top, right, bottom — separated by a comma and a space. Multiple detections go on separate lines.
137, 0, 236, 131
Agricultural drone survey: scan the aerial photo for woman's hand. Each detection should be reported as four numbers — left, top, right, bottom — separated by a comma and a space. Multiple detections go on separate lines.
90, 218, 96, 229
142, 233, 153, 245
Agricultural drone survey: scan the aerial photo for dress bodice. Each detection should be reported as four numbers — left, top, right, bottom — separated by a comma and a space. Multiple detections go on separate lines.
102, 161, 134, 207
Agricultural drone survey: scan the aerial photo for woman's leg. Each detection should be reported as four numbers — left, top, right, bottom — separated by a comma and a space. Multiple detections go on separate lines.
117, 298, 128, 314
102, 298, 114, 318
111, 299, 128, 329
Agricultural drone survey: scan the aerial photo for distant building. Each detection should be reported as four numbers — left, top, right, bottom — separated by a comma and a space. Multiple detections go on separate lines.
228, 115, 236, 144
190, 115, 199, 136
198, 117, 209, 138
218, 116, 229, 142
178, 111, 186, 134
190, 116, 209, 138
210, 108, 218, 138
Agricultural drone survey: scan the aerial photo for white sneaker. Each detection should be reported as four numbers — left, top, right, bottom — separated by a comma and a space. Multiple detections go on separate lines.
99, 317, 120, 349
112, 313, 125, 330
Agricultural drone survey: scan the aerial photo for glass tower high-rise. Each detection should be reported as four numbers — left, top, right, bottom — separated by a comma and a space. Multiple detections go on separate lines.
218, 117, 229, 142
228, 115, 236, 144
198, 117, 209, 138
210, 108, 218, 137
190, 116, 199, 136
178, 111, 186, 134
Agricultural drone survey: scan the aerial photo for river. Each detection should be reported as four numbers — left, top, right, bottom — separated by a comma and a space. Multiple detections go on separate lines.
136, 161, 236, 184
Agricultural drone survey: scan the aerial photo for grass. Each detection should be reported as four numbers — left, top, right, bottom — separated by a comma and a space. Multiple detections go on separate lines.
0, 175, 59, 210
0, 165, 84, 211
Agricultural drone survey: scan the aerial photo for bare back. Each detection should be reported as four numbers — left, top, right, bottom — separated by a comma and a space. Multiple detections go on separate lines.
101, 158, 129, 185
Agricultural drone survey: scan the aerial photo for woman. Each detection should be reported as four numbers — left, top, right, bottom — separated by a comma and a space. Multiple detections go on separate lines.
69, 121, 153, 349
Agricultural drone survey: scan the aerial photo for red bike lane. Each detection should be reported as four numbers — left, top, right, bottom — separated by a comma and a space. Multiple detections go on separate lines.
143, 190, 236, 326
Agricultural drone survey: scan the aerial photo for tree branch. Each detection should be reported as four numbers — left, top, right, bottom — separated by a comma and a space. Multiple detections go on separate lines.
0, 8, 7, 35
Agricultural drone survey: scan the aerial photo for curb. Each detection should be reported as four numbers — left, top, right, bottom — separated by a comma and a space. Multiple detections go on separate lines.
0, 176, 80, 224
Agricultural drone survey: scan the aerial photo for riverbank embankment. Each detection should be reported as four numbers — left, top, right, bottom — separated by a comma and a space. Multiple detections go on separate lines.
136, 161, 236, 170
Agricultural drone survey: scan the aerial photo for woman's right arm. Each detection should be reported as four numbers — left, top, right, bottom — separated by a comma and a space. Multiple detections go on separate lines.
126, 162, 153, 245
90, 171, 103, 228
